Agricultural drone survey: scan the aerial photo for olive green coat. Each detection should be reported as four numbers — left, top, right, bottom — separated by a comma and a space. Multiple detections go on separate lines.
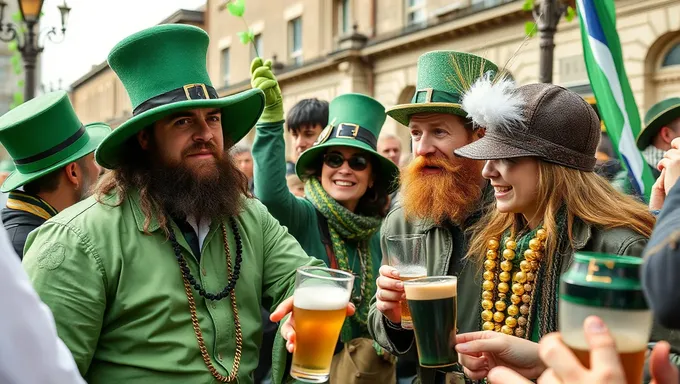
368, 203, 680, 384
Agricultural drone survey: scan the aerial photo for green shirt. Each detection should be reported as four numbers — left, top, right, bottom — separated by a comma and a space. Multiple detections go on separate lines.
23, 191, 324, 384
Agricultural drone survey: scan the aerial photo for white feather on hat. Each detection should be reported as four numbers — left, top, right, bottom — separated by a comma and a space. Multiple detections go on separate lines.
461, 73, 527, 133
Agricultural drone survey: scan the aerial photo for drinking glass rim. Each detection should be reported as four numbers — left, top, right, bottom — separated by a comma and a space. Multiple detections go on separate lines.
386, 234, 425, 242
402, 276, 457, 286
297, 266, 355, 282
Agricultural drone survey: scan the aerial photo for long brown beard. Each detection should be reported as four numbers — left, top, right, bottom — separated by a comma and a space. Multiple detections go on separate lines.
400, 155, 484, 225
148, 142, 246, 222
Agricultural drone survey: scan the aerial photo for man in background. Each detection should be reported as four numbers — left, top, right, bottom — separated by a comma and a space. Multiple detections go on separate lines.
378, 133, 403, 166
231, 143, 255, 194
285, 98, 328, 174
0, 92, 109, 258
613, 97, 680, 197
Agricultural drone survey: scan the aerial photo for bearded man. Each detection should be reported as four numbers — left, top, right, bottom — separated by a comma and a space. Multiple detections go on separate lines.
22, 24, 326, 384
367, 51, 497, 384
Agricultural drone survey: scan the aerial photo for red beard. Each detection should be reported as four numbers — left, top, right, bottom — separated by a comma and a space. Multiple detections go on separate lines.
400, 155, 484, 225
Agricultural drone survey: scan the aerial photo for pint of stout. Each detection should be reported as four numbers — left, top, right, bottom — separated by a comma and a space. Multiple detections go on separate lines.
403, 276, 458, 368
559, 252, 653, 384
386, 234, 426, 330
290, 267, 354, 383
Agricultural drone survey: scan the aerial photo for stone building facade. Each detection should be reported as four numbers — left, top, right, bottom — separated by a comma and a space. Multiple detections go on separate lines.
69, 0, 680, 161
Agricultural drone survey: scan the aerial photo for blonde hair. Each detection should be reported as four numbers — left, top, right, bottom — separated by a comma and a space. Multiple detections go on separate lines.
467, 161, 655, 272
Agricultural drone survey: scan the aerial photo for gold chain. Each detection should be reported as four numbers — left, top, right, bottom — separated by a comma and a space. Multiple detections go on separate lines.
180, 224, 242, 382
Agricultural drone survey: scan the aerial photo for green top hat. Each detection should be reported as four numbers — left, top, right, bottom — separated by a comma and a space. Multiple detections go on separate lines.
387, 50, 499, 126
0, 91, 110, 193
636, 97, 680, 150
95, 24, 265, 169
296, 93, 399, 193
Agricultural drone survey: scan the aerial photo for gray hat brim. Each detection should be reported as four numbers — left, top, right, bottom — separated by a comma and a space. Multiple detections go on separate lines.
454, 135, 540, 161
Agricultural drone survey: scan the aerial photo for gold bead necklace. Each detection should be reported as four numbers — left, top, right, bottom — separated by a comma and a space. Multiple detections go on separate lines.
481, 228, 547, 338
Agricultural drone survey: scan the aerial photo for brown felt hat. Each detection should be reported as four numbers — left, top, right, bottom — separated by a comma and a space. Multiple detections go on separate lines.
455, 83, 600, 171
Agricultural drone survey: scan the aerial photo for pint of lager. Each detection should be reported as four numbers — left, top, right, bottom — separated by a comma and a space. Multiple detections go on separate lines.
386, 234, 426, 329
559, 252, 653, 384
403, 276, 458, 368
290, 266, 354, 383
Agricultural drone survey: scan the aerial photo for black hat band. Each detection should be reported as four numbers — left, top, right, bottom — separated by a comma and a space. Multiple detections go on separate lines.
133, 83, 219, 116
324, 123, 378, 150
14, 125, 86, 166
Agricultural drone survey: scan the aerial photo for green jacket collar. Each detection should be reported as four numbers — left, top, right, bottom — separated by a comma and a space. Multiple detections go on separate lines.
128, 189, 162, 233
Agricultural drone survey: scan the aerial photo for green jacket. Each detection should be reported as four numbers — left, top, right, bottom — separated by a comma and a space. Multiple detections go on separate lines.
253, 120, 383, 383
368, 203, 679, 383
22, 191, 324, 384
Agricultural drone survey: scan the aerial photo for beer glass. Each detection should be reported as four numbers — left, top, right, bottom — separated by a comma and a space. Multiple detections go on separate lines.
290, 266, 354, 383
559, 252, 653, 384
386, 234, 427, 329
403, 276, 458, 368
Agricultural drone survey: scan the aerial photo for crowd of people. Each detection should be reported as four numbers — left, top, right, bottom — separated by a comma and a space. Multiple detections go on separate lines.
2, 22, 680, 384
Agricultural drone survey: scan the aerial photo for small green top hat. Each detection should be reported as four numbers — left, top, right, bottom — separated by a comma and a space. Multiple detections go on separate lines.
636, 97, 680, 150
296, 93, 399, 193
387, 50, 499, 126
95, 24, 265, 169
0, 91, 111, 192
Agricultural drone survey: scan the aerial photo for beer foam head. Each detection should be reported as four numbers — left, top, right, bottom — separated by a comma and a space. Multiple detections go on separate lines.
294, 285, 349, 311
404, 277, 457, 300
562, 330, 649, 353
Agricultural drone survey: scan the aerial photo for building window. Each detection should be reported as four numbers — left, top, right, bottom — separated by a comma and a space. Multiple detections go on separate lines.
251, 33, 263, 62
662, 43, 680, 67
338, 0, 350, 35
221, 47, 230, 87
288, 17, 302, 65
406, 0, 426, 26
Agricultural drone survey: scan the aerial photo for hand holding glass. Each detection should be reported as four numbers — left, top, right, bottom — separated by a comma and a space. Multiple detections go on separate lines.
385, 234, 426, 329
290, 266, 354, 383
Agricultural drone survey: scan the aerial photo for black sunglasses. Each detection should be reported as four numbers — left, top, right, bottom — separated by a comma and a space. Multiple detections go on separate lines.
323, 152, 369, 171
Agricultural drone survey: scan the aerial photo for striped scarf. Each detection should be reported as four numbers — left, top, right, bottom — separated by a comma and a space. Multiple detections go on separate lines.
305, 177, 381, 341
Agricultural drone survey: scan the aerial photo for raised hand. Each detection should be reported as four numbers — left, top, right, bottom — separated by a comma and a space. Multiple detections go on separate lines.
250, 57, 283, 122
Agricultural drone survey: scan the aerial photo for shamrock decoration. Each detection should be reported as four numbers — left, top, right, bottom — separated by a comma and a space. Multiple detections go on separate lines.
226, 0, 245, 17
226, 0, 260, 57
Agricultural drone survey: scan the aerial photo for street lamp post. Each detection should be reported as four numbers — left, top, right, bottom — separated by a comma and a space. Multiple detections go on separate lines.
533, 0, 567, 84
0, 0, 70, 101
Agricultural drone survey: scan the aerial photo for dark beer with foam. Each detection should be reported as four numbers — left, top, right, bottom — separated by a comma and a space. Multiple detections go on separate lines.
404, 276, 458, 368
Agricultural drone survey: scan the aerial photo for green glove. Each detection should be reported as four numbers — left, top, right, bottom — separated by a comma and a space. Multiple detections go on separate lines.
250, 57, 284, 123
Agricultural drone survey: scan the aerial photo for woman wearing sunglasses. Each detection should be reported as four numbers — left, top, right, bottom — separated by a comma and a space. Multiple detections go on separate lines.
448, 81, 658, 380
250, 59, 400, 382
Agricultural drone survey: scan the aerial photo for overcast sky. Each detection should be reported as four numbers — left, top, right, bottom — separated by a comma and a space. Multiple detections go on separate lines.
39, 0, 206, 91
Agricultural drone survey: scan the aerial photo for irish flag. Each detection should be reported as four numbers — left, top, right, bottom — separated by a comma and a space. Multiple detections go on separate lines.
577, 0, 655, 200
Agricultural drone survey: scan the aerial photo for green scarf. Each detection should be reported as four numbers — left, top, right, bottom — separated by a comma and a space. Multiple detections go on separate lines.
304, 177, 381, 341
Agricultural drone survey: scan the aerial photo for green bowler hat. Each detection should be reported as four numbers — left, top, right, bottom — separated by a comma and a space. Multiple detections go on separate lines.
296, 93, 400, 193
95, 24, 265, 169
636, 97, 680, 150
0, 91, 111, 193
387, 50, 499, 126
